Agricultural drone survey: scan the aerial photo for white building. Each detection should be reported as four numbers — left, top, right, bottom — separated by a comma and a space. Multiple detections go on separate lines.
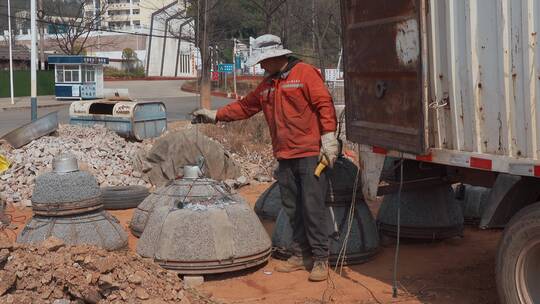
84, 0, 188, 31
144, 1, 197, 77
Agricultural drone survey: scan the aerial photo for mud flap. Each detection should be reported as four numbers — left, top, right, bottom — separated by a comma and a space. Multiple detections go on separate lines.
480, 173, 540, 229
358, 146, 385, 202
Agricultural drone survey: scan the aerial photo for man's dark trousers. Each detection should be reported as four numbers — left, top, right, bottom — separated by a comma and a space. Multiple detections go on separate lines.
277, 156, 330, 261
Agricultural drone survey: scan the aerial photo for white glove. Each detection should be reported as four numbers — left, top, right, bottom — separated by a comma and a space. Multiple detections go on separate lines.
320, 132, 339, 168
192, 108, 217, 124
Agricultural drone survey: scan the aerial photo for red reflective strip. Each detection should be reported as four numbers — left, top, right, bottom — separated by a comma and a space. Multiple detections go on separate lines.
470, 157, 492, 170
416, 154, 433, 162
372, 146, 388, 155
534, 166, 540, 177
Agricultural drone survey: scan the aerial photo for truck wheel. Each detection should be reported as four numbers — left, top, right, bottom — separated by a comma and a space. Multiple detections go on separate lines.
497, 202, 540, 304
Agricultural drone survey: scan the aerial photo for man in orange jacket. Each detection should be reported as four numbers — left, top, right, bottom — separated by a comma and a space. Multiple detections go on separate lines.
193, 34, 338, 281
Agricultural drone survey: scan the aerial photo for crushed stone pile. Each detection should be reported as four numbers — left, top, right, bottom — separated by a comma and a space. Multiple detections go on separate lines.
199, 123, 275, 183
0, 236, 208, 304
0, 125, 152, 207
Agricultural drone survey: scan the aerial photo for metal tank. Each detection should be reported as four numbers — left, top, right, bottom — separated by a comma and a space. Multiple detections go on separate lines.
17, 153, 128, 250
454, 184, 491, 226
135, 166, 272, 274
377, 184, 464, 240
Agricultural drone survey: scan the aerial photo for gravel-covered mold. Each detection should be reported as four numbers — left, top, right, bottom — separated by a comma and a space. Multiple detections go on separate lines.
32, 171, 101, 204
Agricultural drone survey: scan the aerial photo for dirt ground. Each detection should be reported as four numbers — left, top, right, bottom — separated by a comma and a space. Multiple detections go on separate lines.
2, 183, 501, 304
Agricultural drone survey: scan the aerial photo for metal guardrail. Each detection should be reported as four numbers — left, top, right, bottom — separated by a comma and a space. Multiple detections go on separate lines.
326, 80, 344, 105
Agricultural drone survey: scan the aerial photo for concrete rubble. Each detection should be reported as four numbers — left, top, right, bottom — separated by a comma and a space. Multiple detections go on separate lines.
0, 236, 206, 304
0, 124, 151, 206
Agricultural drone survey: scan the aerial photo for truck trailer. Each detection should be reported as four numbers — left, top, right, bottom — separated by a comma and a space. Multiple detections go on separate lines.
341, 1, 540, 303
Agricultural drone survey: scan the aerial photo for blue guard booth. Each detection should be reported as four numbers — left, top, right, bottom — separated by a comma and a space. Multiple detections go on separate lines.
48, 55, 109, 100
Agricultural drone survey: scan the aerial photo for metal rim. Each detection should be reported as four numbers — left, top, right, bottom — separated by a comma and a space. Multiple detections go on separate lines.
378, 222, 463, 240
52, 153, 79, 173
516, 239, 540, 304
155, 248, 272, 274
32, 196, 103, 216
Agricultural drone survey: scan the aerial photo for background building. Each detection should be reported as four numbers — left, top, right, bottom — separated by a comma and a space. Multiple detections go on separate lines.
84, 0, 188, 31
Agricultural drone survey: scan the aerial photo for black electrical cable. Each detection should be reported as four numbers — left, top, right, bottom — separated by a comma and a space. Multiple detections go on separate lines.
392, 156, 404, 298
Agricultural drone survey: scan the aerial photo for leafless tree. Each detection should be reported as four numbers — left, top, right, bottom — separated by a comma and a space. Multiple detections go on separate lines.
244, 0, 287, 33
44, 0, 109, 55
288, 0, 341, 69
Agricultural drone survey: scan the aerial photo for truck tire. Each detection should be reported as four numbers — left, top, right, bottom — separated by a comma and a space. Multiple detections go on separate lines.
101, 186, 149, 210
497, 202, 540, 304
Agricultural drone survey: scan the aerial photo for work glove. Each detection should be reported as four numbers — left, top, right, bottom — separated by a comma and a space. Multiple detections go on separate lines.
320, 132, 339, 168
191, 108, 217, 124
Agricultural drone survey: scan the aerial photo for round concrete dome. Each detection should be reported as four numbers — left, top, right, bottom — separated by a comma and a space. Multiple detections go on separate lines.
17, 211, 128, 250
135, 178, 271, 274
377, 184, 464, 240
32, 170, 103, 216
272, 198, 379, 265
130, 178, 236, 237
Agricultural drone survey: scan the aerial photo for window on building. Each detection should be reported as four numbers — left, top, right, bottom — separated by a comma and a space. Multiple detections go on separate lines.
58, 65, 80, 83
133, 9, 140, 14
82, 66, 95, 82
56, 66, 64, 82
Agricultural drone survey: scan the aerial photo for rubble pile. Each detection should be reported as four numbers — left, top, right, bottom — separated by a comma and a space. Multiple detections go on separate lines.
0, 237, 203, 304
0, 125, 151, 206
200, 123, 275, 182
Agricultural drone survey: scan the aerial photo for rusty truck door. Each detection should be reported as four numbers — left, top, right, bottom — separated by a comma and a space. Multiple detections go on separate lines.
341, 0, 427, 154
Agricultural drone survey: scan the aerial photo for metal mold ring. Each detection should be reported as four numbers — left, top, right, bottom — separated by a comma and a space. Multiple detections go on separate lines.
32, 196, 103, 216
155, 247, 272, 274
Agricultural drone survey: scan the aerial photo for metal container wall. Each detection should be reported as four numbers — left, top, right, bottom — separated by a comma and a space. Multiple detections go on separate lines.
425, 1, 540, 159
342, 0, 540, 169
2, 112, 58, 148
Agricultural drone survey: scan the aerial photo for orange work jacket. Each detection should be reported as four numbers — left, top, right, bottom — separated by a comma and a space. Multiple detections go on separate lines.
216, 60, 337, 160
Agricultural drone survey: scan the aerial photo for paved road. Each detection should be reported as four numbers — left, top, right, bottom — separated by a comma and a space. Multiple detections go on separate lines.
0, 80, 232, 137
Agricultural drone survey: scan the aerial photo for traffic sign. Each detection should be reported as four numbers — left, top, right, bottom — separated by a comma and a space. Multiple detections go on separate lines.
218, 63, 234, 73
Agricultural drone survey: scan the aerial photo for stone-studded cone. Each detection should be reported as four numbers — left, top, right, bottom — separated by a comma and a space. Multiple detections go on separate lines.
377, 184, 464, 240
17, 153, 128, 250
136, 177, 271, 274
17, 211, 128, 250
130, 177, 247, 237
31, 170, 102, 216
272, 199, 379, 265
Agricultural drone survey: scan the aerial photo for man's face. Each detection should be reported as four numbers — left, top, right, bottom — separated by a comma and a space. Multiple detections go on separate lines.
260, 57, 285, 74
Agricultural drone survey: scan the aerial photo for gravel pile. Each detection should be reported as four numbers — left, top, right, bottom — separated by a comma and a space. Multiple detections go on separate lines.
0, 125, 152, 207
0, 236, 210, 304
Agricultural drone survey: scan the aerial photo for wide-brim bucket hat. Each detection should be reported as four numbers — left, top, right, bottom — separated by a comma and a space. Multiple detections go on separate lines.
246, 34, 293, 67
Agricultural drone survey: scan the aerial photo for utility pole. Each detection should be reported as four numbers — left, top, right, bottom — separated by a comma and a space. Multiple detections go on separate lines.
232, 38, 237, 98
7, 0, 15, 105
38, 0, 45, 70
199, 0, 211, 109
31, 0, 38, 121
